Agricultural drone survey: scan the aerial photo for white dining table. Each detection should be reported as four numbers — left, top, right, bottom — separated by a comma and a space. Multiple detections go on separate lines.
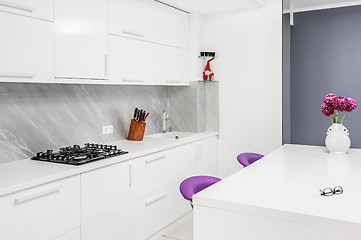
193, 144, 361, 240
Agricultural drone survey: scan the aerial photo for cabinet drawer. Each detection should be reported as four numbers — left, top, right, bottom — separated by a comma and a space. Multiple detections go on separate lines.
131, 149, 174, 200
0, 12, 54, 83
0, 0, 53, 21
133, 185, 190, 240
0, 176, 80, 240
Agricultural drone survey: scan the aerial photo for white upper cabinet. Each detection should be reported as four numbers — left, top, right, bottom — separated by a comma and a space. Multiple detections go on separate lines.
109, 0, 190, 49
54, 0, 108, 80
0, 12, 53, 83
155, 45, 190, 85
109, 0, 154, 42
109, 35, 155, 85
0, 0, 53, 21
152, 1, 190, 49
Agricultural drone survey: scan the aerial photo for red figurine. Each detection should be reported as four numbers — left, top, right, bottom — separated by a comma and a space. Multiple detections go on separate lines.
203, 58, 215, 81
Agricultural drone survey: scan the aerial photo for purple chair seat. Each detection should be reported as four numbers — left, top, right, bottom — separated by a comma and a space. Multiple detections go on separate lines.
237, 152, 264, 167
180, 176, 221, 203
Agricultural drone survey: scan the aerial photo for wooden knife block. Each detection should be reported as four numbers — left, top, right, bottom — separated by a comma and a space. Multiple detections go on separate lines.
128, 119, 146, 141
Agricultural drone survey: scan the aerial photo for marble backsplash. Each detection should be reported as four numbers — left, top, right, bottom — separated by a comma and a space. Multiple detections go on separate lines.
0, 81, 218, 164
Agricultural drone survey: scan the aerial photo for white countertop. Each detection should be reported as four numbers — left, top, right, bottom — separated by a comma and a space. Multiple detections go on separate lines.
0, 131, 218, 197
193, 144, 361, 233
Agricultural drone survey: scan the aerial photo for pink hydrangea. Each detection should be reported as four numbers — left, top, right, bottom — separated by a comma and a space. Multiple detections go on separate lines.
342, 97, 357, 112
321, 103, 334, 116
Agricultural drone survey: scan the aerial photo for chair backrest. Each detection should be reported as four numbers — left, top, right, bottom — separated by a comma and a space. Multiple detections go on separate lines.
237, 152, 264, 167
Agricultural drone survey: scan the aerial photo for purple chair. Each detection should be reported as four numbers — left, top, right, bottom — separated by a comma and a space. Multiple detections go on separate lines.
237, 152, 264, 167
180, 176, 221, 206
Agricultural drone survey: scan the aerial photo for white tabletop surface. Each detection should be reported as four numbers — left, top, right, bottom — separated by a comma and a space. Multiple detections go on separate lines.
0, 131, 218, 197
193, 144, 361, 233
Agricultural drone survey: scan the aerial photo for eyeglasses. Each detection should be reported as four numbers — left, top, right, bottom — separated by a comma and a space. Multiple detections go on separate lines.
320, 186, 343, 196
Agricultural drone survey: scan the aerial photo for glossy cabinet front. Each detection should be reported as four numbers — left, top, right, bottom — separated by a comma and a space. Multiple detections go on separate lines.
54, 0, 108, 81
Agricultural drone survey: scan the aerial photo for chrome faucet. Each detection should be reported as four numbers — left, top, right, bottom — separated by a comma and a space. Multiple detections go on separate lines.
162, 111, 169, 133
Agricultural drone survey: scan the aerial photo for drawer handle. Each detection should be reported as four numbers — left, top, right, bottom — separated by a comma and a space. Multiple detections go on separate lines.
104, 55, 108, 76
145, 155, 166, 164
0, 1, 34, 12
123, 78, 145, 83
0, 72, 34, 79
14, 186, 61, 205
145, 194, 167, 206
122, 30, 144, 38
165, 80, 182, 84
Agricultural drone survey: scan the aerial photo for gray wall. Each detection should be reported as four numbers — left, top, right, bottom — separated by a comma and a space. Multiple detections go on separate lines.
0, 82, 219, 164
290, 5, 361, 147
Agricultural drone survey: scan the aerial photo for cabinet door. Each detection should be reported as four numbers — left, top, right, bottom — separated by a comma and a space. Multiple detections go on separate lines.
132, 149, 174, 200
174, 142, 201, 185
109, 0, 154, 42
109, 35, 155, 85
199, 137, 218, 176
81, 162, 132, 240
152, 1, 190, 49
0, 176, 80, 240
0, 0, 53, 21
54, 0, 108, 80
0, 12, 53, 83
155, 45, 190, 85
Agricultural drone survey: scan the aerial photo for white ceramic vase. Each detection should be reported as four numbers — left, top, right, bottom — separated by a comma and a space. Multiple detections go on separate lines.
325, 123, 350, 154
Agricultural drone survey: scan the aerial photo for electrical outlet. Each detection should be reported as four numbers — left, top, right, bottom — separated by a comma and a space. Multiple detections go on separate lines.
102, 125, 114, 134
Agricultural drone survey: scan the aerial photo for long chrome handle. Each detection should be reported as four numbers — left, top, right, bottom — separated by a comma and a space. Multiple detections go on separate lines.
122, 30, 144, 38
123, 78, 145, 83
104, 55, 107, 76
14, 186, 61, 205
0, 73, 34, 79
145, 155, 166, 164
145, 193, 167, 206
0, 1, 34, 12
128, 164, 132, 187
165, 80, 182, 84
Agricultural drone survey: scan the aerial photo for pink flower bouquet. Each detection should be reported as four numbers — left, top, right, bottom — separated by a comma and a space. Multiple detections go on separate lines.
321, 93, 357, 124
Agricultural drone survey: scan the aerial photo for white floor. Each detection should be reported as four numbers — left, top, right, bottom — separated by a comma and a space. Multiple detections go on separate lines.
158, 213, 193, 240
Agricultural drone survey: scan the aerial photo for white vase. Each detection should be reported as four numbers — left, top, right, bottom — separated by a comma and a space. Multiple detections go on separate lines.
325, 123, 350, 154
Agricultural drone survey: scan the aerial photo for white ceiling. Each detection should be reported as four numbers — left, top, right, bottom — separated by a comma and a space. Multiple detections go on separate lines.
157, 0, 264, 15
284, 0, 361, 12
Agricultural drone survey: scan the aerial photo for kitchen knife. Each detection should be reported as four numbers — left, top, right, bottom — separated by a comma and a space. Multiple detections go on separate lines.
144, 112, 149, 122
140, 112, 146, 122
139, 109, 143, 121
133, 108, 138, 119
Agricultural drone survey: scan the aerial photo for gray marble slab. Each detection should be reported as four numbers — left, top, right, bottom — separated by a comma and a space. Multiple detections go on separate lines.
0, 82, 218, 164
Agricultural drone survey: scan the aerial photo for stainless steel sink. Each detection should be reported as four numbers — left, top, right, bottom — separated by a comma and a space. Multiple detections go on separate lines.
148, 132, 201, 140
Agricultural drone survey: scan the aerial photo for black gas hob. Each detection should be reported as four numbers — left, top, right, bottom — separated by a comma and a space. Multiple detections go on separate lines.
31, 143, 128, 165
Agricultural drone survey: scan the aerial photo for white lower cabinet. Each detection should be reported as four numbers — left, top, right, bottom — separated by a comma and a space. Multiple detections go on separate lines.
133, 184, 190, 240
81, 161, 132, 240
0, 176, 80, 240
199, 136, 218, 176
53, 228, 81, 240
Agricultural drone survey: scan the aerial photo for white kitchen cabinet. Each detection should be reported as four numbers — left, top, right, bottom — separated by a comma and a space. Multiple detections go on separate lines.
133, 184, 190, 240
54, 0, 108, 80
0, 175, 80, 240
0, 12, 53, 83
109, 35, 155, 85
81, 161, 132, 240
108, 0, 154, 42
155, 45, 190, 85
152, 1, 190, 49
131, 149, 174, 200
198, 136, 218, 176
53, 228, 80, 240
174, 142, 201, 183
109, 0, 190, 49
0, 0, 53, 21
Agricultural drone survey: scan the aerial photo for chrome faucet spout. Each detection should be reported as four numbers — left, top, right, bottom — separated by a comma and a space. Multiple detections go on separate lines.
162, 111, 169, 133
